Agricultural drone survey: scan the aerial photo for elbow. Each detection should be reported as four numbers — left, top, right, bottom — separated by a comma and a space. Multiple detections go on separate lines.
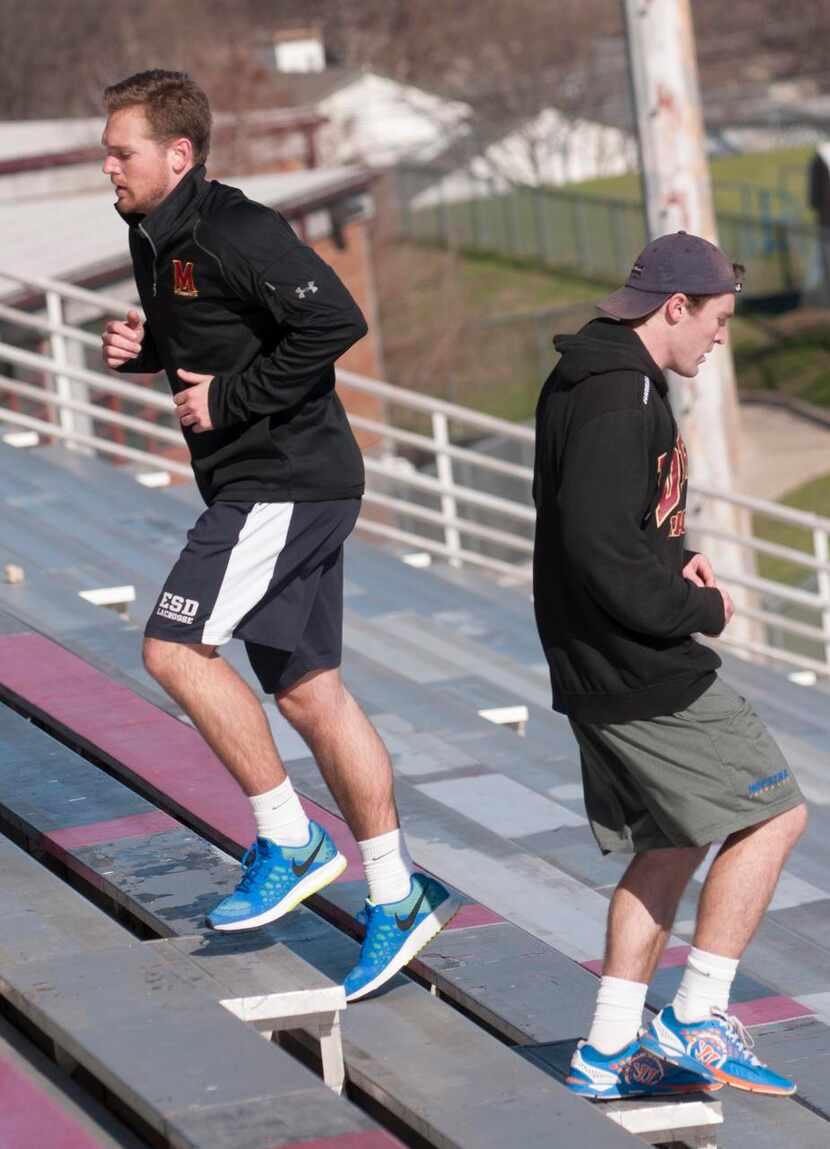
350, 307, 369, 342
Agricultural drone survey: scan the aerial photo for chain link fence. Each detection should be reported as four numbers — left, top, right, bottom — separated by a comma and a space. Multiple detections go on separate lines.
396, 164, 828, 305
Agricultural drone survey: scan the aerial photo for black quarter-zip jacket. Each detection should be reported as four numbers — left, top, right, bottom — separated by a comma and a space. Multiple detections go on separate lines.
533, 319, 726, 724
118, 165, 367, 505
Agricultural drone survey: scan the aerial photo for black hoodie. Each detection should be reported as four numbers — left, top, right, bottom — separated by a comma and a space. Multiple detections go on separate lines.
118, 165, 367, 505
533, 318, 725, 724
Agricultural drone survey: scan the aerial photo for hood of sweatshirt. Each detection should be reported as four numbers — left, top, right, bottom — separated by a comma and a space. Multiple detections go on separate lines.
552, 317, 668, 397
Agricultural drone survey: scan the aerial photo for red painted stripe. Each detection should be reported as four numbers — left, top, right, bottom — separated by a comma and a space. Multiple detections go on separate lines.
657, 944, 692, 969
46, 810, 180, 850
0, 633, 256, 848
0, 634, 501, 929
580, 958, 603, 975
0, 1057, 107, 1148
582, 944, 691, 977
731, 995, 815, 1027
276, 1133, 404, 1149
446, 903, 504, 929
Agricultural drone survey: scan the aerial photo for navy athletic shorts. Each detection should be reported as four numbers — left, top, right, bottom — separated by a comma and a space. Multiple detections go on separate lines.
144, 498, 361, 693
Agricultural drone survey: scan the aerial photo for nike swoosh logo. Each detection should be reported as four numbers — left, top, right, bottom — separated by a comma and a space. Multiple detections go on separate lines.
292, 835, 325, 877
395, 887, 429, 931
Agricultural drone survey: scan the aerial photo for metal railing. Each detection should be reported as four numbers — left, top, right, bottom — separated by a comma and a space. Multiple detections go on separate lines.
2, 269, 830, 676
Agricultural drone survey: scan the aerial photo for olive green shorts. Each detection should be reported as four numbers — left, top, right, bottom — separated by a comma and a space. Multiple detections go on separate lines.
570, 677, 804, 854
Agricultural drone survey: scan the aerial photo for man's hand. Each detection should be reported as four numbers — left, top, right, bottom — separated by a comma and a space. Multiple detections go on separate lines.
718, 587, 735, 628
682, 552, 716, 588
174, 369, 214, 433
102, 309, 144, 369
684, 552, 733, 628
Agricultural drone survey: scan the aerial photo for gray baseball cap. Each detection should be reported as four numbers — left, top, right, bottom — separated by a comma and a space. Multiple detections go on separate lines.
597, 231, 743, 320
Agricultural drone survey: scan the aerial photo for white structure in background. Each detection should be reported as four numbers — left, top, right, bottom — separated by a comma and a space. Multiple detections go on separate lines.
316, 73, 472, 168
0, 118, 104, 200
273, 27, 326, 74
412, 105, 637, 208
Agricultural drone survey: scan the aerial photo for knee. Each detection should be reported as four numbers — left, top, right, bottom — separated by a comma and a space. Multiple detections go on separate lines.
780, 801, 809, 845
143, 637, 177, 683
276, 670, 346, 731
629, 844, 708, 888
143, 638, 211, 685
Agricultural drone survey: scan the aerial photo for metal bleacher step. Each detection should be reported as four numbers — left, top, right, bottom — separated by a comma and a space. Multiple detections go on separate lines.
2, 943, 387, 1149
3, 617, 830, 1146
5, 440, 830, 1145
0, 693, 638, 1149
0, 833, 389, 1149
0, 1013, 148, 1149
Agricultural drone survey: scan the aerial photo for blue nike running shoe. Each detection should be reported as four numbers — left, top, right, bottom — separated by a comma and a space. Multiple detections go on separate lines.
566, 1038, 722, 1100
344, 873, 460, 1001
641, 1006, 797, 1096
207, 821, 346, 931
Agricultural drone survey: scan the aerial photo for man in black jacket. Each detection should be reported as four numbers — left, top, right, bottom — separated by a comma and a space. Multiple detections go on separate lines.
100, 70, 457, 1001
533, 232, 806, 1099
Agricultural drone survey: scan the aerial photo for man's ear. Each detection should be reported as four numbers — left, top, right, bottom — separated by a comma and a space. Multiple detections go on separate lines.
169, 136, 194, 174
665, 293, 688, 325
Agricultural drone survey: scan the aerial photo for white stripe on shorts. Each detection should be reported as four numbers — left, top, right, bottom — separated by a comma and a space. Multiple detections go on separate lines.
201, 502, 293, 646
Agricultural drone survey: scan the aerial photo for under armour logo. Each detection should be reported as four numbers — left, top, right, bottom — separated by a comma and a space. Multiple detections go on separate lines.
295, 281, 318, 299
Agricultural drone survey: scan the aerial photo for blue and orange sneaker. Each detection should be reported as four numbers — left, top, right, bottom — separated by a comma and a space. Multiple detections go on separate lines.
207, 822, 346, 932
344, 873, 460, 1001
566, 1038, 722, 1099
640, 1006, 797, 1096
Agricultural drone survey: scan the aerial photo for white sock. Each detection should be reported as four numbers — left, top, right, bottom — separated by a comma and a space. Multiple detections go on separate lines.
672, 946, 739, 1023
587, 976, 649, 1055
358, 829, 413, 905
250, 779, 310, 847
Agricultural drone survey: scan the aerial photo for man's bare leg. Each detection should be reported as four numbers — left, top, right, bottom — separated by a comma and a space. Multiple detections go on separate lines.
635, 804, 809, 1094
275, 667, 398, 842
143, 641, 398, 841
143, 637, 286, 796
693, 803, 808, 957
603, 845, 707, 982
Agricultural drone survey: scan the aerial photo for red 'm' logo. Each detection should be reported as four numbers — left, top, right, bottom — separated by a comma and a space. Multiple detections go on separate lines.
172, 260, 198, 298
655, 433, 688, 531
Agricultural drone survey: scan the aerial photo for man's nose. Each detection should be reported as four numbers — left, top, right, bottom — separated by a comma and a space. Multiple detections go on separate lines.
102, 156, 117, 175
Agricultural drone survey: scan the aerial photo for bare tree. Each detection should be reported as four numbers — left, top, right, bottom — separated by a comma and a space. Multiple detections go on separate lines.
0, 0, 296, 120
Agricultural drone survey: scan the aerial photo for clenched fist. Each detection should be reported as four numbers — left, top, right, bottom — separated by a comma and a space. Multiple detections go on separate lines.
102, 310, 144, 370
174, 369, 215, 433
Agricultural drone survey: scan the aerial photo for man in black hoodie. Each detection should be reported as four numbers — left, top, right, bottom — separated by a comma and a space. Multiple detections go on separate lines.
100, 70, 458, 1002
533, 232, 806, 1099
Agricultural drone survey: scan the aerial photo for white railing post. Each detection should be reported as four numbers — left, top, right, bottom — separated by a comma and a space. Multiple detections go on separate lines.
432, 411, 462, 566
814, 527, 830, 670
45, 290, 73, 433
45, 289, 89, 448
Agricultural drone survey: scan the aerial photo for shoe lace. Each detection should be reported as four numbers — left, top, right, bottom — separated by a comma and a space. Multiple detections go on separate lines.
712, 1010, 762, 1066
237, 841, 267, 893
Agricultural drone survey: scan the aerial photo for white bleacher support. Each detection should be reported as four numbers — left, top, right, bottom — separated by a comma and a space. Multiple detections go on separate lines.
2, 430, 39, 447
220, 987, 347, 1094
478, 705, 529, 737
603, 1095, 722, 1147
78, 585, 136, 618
